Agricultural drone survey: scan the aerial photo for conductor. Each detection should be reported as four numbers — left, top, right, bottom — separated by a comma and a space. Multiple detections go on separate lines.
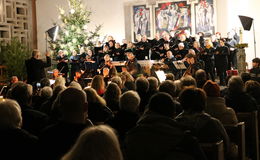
25, 49, 51, 85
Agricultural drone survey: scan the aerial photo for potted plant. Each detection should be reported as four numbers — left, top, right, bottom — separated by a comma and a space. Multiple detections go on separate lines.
0, 38, 31, 81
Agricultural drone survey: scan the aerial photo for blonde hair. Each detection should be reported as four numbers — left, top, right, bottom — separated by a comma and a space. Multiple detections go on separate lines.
62, 125, 123, 160
84, 88, 106, 106
91, 75, 105, 94
0, 99, 22, 129
53, 76, 66, 88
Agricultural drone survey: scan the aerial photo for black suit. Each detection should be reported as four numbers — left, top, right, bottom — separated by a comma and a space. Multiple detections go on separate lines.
25, 56, 51, 84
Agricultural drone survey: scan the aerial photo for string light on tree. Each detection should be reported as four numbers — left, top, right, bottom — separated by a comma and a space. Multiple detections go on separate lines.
48, 0, 101, 56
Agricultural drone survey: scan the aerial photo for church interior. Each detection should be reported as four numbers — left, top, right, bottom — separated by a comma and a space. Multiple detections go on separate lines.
0, 0, 260, 160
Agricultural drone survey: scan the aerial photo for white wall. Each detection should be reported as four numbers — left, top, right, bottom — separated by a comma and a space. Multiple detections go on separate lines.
36, 0, 260, 66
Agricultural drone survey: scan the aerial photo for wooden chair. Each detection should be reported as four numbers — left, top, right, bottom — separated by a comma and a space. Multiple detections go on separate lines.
224, 122, 246, 160
237, 111, 259, 160
200, 140, 225, 160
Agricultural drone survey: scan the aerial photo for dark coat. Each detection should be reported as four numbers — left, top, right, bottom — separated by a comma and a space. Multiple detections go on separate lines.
25, 56, 51, 84
215, 46, 229, 71
38, 120, 92, 160
125, 112, 206, 160
0, 128, 38, 160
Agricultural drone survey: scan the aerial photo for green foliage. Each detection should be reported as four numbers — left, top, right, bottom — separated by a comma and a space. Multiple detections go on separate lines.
49, 0, 101, 56
0, 38, 31, 80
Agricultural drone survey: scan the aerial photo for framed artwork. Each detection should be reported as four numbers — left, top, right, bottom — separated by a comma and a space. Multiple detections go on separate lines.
131, 4, 153, 42
154, 1, 191, 36
195, 0, 217, 36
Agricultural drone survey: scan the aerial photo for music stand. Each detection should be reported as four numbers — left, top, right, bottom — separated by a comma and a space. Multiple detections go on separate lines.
173, 61, 187, 70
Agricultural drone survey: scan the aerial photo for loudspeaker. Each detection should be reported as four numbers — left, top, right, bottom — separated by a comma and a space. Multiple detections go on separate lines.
239, 16, 254, 31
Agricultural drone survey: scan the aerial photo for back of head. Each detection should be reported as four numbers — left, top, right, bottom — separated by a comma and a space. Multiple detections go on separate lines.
241, 72, 251, 83
135, 77, 149, 93
104, 82, 121, 102
180, 75, 197, 88
179, 87, 206, 113
119, 91, 140, 113
202, 80, 220, 97
228, 76, 244, 93
54, 76, 66, 87
62, 125, 123, 160
111, 76, 123, 89
53, 85, 67, 99
9, 82, 31, 106
148, 92, 175, 117
159, 80, 176, 98
69, 81, 82, 90
165, 73, 175, 81
40, 86, 53, 99
147, 77, 159, 91
84, 87, 106, 105
57, 88, 87, 115
91, 75, 105, 93
40, 78, 51, 88
245, 80, 260, 94
195, 69, 207, 81
0, 99, 22, 129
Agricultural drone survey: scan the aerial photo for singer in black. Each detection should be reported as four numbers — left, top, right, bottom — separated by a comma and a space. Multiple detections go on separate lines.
56, 50, 69, 79
215, 39, 229, 85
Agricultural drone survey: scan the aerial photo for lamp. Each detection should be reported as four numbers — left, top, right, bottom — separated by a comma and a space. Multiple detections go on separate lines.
239, 15, 256, 57
46, 26, 59, 41
45, 26, 59, 52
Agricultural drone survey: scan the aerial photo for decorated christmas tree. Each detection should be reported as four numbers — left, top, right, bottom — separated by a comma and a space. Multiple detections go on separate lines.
48, 0, 101, 56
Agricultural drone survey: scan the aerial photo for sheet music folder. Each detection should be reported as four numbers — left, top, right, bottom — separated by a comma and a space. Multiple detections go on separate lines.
173, 61, 187, 70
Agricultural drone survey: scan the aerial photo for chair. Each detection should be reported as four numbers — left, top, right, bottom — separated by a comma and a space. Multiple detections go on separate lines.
200, 140, 225, 160
237, 111, 259, 160
224, 122, 246, 160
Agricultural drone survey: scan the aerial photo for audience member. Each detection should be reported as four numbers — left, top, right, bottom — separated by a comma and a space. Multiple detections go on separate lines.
108, 91, 140, 143
195, 69, 207, 88
147, 76, 159, 97
8, 82, 49, 135
91, 75, 106, 96
225, 76, 258, 112
126, 92, 206, 160
176, 87, 232, 157
103, 82, 121, 112
38, 87, 92, 160
245, 80, 260, 105
61, 125, 123, 160
0, 99, 38, 160
135, 77, 149, 113
203, 80, 238, 125
84, 88, 113, 124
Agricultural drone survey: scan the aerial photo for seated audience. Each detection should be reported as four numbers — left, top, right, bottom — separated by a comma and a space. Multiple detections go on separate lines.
126, 92, 206, 160
38, 88, 92, 160
61, 125, 123, 160
203, 80, 238, 125
245, 80, 260, 105
91, 75, 106, 96
147, 76, 159, 98
103, 82, 121, 112
250, 57, 260, 82
180, 75, 197, 89
225, 76, 258, 112
195, 69, 207, 88
159, 80, 182, 115
175, 87, 232, 157
135, 77, 150, 113
7, 82, 49, 135
0, 99, 38, 160
108, 90, 140, 142
84, 88, 113, 124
